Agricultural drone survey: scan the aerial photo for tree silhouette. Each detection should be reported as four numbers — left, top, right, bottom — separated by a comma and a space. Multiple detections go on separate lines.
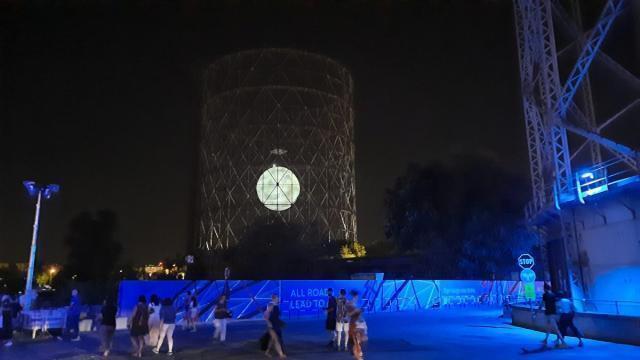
63, 210, 122, 282
226, 218, 325, 279
385, 154, 538, 278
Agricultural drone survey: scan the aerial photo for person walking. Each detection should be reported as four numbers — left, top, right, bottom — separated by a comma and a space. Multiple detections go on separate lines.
1, 295, 13, 347
264, 294, 286, 358
535, 283, 566, 347
66, 289, 82, 341
147, 294, 162, 347
213, 295, 230, 343
129, 295, 150, 358
182, 291, 192, 331
325, 288, 337, 347
347, 290, 364, 360
184, 292, 198, 332
99, 297, 117, 357
556, 291, 584, 347
335, 289, 349, 352
153, 298, 177, 356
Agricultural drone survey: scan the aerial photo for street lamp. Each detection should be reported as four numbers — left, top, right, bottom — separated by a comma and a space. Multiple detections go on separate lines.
48, 266, 58, 285
22, 180, 60, 310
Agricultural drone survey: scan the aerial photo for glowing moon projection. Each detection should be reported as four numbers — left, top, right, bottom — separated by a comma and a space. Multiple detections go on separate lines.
256, 166, 300, 211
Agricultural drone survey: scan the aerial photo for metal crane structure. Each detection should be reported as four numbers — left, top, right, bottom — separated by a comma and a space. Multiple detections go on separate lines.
513, 0, 640, 308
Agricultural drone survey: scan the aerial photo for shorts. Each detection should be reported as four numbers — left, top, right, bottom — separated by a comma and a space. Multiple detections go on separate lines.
336, 322, 349, 332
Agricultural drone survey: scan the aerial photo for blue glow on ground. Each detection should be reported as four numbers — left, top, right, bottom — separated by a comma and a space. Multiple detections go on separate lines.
4, 308, 639, 359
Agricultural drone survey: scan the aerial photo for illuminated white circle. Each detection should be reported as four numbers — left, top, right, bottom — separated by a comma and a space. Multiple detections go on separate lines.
256, 166, 300, 211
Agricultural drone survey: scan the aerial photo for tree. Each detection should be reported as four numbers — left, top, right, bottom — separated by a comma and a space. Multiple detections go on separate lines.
224, 218, 327, 278
384, 154, 538, 278
63, 210, 122, 282
0, 263, 24, 294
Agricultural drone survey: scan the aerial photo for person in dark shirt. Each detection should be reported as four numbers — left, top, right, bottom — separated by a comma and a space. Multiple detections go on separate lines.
536, 283, 565, 347
129, 295, 149, 358
325, 288, 337, 347
99, 298, 117, 357
264, 294, 285, 358
213, 295, 230, 342
66, 289, 82, 341
1, 295, 13, 347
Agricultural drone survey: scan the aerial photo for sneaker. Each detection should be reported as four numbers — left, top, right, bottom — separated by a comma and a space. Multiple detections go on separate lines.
152, 348, 159, 354
4, 341, 12, 347
71, 337, 81, 342
578, 341, 584, 347
167, 352, 173, 356
103, 350, 109, 357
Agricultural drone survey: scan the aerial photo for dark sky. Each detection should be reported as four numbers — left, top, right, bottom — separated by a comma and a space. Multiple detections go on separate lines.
1, 0, 533, 265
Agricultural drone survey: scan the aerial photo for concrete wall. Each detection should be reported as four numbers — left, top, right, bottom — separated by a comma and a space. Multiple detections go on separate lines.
511, 304, 640, 346
572, 193, 640, 310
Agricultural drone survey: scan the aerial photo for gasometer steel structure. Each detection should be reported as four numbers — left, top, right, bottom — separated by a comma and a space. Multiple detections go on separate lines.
197, 49, 357, 251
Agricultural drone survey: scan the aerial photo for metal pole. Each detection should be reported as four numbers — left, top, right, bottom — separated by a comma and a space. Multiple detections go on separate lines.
24, 189, 42, 311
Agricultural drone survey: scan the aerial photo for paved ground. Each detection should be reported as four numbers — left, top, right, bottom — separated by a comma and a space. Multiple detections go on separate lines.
1, 309, 639, 359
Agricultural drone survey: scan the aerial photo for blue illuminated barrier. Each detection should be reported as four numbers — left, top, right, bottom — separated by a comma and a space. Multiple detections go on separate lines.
118, 279, 539, 323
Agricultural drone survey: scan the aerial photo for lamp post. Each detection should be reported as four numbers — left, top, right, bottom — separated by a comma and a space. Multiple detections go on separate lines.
22, 180, 60, 310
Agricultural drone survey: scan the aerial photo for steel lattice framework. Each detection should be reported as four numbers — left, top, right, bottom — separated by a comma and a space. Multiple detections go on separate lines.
197, 49, 357, 251
513, 0, 640, 293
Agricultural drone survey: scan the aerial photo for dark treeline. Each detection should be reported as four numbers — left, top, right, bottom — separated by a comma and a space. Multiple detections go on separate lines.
382, 153, 539, 279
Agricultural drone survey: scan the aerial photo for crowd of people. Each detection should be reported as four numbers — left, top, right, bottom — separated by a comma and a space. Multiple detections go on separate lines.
0, 286, 367, 359
0, 281, 593, 358
325, 288, 368, 360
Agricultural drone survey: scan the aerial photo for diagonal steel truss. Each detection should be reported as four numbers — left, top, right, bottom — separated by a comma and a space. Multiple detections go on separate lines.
514, 0, 639, 220
514, 0, 639, 294
197, 49, 357, 251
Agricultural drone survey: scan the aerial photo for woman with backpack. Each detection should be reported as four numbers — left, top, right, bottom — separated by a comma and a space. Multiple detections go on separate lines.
129, 295, 150, 358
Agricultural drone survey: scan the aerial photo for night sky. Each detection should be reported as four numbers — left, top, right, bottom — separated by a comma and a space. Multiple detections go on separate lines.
1, 0, 533, 264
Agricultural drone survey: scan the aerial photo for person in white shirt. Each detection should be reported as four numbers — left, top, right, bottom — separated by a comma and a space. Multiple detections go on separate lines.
147, 294, 162, 347
555, 291, 584, 347
335, 289, 349, 351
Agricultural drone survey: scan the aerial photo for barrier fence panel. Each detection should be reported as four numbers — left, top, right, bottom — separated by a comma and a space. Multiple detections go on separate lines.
118, 279, 539, 321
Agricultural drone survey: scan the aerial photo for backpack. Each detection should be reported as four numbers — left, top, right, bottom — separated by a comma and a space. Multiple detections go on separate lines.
336, 297, 348, 322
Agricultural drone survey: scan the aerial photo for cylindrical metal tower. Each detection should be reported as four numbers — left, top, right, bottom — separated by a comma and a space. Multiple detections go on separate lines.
197, 49, 357, 251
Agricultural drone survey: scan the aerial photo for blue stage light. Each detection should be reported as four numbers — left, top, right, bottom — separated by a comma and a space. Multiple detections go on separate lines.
576, 169, 608, 204
22, 180, 39, 197
43, 184, 61, 199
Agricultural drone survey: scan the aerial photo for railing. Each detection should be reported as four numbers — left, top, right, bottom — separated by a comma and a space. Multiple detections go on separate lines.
508, 296, 640, 317
525, 157, 640, 222
577, 298, 640, 316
